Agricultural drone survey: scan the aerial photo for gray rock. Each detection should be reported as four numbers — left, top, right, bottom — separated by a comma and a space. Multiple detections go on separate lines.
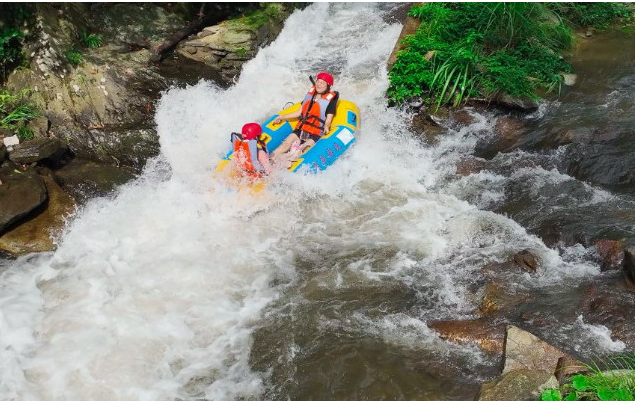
475, 369, 558, 401
9, 137, 68, 164
503, 325, 567, 374
54, 159, 136, 203
623, 246, 635, 286
0, 176, 76, 256
0, 163, 48, 235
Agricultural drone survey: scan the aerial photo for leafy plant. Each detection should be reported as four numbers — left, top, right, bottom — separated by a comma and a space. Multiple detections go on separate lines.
235, 47, 247, 57
0, 89, 38, 141
0, 4, 35, 82
540, 354, 635, 401
386, 2, 600, 108
81, 30, 102, 48
547, 3, 630, 29
65, 48, 84, 66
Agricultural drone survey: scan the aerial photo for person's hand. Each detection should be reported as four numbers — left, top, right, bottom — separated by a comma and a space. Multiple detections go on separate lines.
273, 117, 283, 125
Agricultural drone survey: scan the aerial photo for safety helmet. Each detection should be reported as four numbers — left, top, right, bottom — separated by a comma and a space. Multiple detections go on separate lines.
241, 123, 262, 140
316, 72, 334, 86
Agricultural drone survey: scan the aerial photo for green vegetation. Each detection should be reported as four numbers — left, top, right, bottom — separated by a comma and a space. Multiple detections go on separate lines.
235, 48, 248, 57
0, 4, 34, 82
540, 355, 635, 401
65, 48, 84, 66
0, 89, 38, 141
388, 2, 629, 109
81, 30, 102, 49
228, 3, 284, 30
549, 3, 630, 29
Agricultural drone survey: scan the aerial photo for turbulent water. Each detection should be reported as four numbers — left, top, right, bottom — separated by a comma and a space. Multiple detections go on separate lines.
0, 4, 630, 401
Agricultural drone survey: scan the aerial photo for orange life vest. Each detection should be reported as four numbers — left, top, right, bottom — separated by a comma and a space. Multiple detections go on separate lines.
231, 133, 267, 178
296, 87, 337, 137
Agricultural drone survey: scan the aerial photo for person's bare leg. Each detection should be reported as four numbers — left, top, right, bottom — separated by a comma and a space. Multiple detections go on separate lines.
271, 133, 300, 163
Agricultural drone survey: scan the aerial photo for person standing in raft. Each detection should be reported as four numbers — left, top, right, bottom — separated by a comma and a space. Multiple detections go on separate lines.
231, 123, 272, 178
271, 72, 339, 165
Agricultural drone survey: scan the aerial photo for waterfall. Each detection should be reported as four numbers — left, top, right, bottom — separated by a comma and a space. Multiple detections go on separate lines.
0, 4, 616, 401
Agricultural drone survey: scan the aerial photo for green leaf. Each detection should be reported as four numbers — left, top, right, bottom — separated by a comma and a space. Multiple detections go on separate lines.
614, 388, 634, 401
572, 375, 588, 391
597, 387, 615, 400
541, 388, 562, 401
564, 393, 578, 401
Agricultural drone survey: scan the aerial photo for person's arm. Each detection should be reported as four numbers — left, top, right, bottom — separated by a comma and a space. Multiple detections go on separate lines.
258, 149, 273, 174
273, 109, 302, 125
322, 92, 339, 134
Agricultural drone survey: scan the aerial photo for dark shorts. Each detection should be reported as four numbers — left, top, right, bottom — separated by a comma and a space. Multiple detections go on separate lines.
293, 129, 321, 143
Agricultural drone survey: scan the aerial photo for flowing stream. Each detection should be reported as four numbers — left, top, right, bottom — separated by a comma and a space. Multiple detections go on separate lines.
0, 4, 632, 401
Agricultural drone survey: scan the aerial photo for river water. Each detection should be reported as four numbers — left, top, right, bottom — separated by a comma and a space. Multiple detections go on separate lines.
0, 4, 631, 401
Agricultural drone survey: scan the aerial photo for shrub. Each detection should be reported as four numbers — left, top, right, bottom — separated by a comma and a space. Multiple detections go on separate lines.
65, 48, 83, 66
387, 2, 584, 109
547, 3, 630, 29
0, 4, 35, 82
0, 89, 38, 141
81, 30, 102, 49
540, 354, 635, 401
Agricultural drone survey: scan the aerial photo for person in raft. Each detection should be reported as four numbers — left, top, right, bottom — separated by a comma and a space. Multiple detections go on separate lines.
270, 72, 339, 165
231, 122, 272, 177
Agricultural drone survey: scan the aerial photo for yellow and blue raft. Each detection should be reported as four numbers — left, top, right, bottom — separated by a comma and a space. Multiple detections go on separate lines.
216, 99, 360, 179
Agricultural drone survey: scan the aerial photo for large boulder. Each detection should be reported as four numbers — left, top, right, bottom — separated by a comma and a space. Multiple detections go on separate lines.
53, 159, 136, 203
475, 326, 581, 401
5, 3, 177, 171
0, 176, 76, 256
177, 3, 296, 83
8, 137, 68, 164
502, 325, 567, 375
0, 163, 48, 235
475, 369, 558, 401
624, 246, 635, 287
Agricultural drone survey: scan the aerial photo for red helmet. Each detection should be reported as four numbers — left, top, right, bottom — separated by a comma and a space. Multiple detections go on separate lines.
241, 123, 262, 140
316, 72, 334, 86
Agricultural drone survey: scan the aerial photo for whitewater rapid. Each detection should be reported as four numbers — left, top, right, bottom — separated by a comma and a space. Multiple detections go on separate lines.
0, 4, 621, 401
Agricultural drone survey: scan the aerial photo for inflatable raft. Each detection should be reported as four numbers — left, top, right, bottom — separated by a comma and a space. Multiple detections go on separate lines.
215, 99, 360, 178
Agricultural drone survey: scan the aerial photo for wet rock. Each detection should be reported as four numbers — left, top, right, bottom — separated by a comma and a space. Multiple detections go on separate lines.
575, 278, 635, 348
427, 318, 506, 354
177, 4, 295, 83
511, 249, 538, 273
476, 326, 582, 401
555, 355, 589, 383
53, 159, 136, 203
5, 3, 175, 170
411, 112, 447, 145
623, 246, 635, 287
503, 325, 569, 374
477, 282, 530, 318
564, 131, 635, 190
492, 93, 539, 112
0, 176, 76, 256
475, 369, 557, 401
561, 73, 577, 86
450, 109, 477, 128
8, 137, 68, 164
594, 239, 625, 271
0, 163, 48, 235
474, 117, 528, 159
455, 157, 487, 176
